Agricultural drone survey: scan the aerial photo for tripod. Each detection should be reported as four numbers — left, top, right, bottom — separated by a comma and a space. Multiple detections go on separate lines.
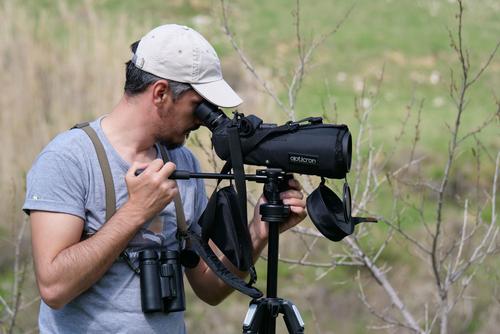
242, 169, 305, 334
162, 167, 305, 333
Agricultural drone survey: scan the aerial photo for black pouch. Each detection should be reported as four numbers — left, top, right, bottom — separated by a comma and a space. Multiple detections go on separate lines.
199, 184, 253, 272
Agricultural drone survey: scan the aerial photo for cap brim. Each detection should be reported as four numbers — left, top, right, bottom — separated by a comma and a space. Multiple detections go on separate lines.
191, 79, 243, 108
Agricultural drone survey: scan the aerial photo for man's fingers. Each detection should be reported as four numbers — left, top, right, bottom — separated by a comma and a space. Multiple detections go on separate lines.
131, 159, 164, 177
288, 178, 302, 191
280, 189, 304, 200
282, 197, 305, 208
146, 159, 165, 173
289, 204, 307, 216
127, 161, 150, 178
126, 160, 176, 180
158, 161, 177, 179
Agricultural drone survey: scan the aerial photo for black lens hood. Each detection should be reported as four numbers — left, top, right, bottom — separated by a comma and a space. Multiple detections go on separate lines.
306, 183, 354, 242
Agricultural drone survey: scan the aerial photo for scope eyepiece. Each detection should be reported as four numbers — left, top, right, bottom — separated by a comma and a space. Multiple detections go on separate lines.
194, 101, 228, 131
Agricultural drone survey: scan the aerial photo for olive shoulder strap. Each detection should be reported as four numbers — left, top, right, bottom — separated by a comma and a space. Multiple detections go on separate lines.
156, 144, 188, 238
72, 122, 116, 221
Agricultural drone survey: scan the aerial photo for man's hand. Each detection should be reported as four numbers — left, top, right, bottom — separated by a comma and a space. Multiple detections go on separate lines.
125, 159, 178, 223
276, 178, 308, 232
249, 178, 307, 257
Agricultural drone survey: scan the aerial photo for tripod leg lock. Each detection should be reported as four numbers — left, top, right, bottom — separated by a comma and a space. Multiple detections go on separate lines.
242, 298, 305, 334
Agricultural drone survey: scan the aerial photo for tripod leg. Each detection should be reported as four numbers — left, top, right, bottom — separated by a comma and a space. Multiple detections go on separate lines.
280, 300, 305, 334
243, 300, 267, 334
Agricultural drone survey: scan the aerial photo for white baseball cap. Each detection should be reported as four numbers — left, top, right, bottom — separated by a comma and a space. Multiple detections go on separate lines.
132, 24, 243, 108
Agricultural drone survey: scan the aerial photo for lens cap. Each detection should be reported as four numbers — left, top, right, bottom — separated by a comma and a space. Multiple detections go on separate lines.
306, 180, 377, 242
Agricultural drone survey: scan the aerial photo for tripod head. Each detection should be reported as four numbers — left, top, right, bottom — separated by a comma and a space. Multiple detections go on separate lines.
257, 169, 291, 223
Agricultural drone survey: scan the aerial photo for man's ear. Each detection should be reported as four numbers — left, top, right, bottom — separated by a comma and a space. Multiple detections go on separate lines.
152, 80, 170, 106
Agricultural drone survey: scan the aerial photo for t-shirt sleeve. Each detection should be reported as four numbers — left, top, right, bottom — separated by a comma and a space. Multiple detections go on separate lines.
23, 150, 87, 219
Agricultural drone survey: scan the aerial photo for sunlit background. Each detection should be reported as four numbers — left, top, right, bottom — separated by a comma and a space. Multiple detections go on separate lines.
1, 0, 499, 333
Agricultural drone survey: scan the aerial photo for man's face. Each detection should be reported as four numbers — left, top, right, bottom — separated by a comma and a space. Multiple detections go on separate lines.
156, 89, 204, 148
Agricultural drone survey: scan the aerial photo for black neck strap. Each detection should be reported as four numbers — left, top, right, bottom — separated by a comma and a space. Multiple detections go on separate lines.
226, 126, 257, 286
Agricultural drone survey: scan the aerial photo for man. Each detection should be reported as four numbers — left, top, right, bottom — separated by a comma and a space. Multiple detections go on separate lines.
23, 24, 306, 333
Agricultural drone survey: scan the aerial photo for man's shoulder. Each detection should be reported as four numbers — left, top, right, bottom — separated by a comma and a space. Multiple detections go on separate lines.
38, 125, 96, 165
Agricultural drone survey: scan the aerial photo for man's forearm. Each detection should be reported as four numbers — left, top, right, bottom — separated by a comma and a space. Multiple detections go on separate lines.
185, 217, 269, 305
38, 203, 145, 308
186, 252, 257, 306
249, 218, 269, 263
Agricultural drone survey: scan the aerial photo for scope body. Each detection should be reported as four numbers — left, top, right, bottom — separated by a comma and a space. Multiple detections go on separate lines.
195, 102, 352, 179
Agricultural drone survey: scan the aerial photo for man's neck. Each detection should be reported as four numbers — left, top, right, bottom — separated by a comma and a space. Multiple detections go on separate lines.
101, 95, 158, 164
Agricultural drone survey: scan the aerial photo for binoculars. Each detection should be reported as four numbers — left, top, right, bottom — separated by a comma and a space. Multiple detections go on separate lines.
139, 249, 185, 313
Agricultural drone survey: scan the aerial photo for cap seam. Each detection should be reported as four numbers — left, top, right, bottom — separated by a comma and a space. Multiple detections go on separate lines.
192, 45, 198, 81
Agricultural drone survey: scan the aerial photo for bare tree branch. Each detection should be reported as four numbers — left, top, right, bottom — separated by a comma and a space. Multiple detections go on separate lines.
220, 0, 287, 114
347, 238, 423, 333
467, 40, 500, 88
457, 104, 500, 145
432, 0, 468, 305
220, 0, 353, 120
357, 272, 411, 331
5, 215, 29, 333
287, 1, 355, 119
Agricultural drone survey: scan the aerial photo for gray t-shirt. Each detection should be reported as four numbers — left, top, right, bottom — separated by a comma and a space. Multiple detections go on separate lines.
23, 117, 208, 333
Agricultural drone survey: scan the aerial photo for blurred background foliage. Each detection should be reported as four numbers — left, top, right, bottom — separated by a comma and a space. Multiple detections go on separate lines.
0, 0, 498, 333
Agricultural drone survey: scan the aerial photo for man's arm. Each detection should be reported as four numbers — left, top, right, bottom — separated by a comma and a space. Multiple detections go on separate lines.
31, 205, 144, 309
31, 159, 177, 309
184, 226, 266, 306
185, 178, 306, 305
